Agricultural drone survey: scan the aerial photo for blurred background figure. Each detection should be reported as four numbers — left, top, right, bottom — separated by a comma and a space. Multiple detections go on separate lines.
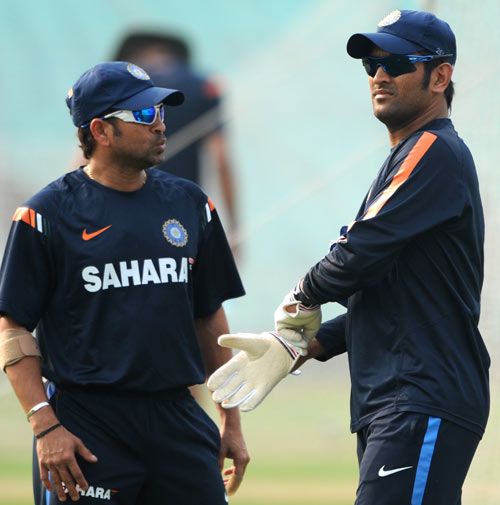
112, 31, 239, 251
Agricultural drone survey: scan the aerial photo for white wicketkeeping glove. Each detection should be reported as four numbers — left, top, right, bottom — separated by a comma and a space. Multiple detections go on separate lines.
274, 286, 321, 356
207, 332, 301, 412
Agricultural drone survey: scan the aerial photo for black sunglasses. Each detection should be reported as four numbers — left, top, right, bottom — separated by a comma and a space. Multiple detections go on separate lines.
362, 54, 454, 78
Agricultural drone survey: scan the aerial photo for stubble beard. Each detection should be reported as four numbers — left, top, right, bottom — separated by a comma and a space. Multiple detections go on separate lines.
110, 121, 166, 170
113, 141, 167, 171
372, 77, 431, 132
373, 99, 422, 132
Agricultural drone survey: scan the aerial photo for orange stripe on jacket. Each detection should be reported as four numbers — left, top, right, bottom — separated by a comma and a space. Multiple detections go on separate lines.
29, 208, 36, 228
363, 132, 438, 221
343, 132, 438, 237
12, 207, 33, 226
207, 197, 215, 211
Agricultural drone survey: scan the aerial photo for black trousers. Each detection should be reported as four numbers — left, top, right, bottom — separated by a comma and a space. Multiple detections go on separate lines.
33, 385, 227, 505
355, 411, 481, 505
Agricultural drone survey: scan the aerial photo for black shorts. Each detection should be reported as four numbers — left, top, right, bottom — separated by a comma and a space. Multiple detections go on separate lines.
33, 385, 227, 505
355, 411, 481, 505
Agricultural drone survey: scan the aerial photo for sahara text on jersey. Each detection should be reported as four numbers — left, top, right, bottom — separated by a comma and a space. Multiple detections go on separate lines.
82, 257, 191, 292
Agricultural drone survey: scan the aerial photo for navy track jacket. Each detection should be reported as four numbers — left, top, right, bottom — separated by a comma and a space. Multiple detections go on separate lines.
302, 119, 489, 436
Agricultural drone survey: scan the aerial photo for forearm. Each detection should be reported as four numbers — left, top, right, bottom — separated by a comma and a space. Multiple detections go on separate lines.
195, 306, 233, 377
314, 314, 348, 361
300, 248, 365, 305
0, 317, 58, 434
0, 317, 58, 433
215, 400, 242, 429
6, 356, 58, 433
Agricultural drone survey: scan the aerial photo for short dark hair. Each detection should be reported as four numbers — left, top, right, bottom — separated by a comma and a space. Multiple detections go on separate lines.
422, 58, 455, 111
77, 118, 121, 160
113, 32, 191, 63
77, 126, 95, 160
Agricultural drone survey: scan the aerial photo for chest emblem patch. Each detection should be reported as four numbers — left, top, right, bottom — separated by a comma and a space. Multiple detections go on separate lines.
162, 219, 188, 247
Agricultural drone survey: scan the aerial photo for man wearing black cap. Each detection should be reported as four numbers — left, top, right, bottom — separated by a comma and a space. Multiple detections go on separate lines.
207, 10, 489, 504
0, 61, 249, 503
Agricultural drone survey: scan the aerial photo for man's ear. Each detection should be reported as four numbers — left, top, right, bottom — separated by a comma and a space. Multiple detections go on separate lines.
88, 119, 114, 147
430, 62, 453, 94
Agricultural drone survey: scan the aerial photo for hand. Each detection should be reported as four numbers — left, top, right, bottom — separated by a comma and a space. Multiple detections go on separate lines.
274, 288, 321, 355
37, 426, 98, 502
218, 412, 250, 496
207, 331, 300, 412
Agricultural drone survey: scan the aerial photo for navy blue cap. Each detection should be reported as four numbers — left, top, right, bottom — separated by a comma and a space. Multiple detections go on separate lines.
347, 10, 456, 64
66, 61, 185, 127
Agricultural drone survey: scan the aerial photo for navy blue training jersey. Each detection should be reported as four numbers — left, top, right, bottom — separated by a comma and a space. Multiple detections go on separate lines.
0, 168, 244, 392
303, 118, 490, 436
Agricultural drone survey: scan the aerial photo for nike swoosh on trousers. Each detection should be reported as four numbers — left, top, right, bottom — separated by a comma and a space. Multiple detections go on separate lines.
378, 465, 413, 477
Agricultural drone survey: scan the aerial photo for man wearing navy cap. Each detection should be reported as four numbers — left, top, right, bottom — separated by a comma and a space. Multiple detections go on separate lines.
0, 61, 249, 503
208, 10, 489, 504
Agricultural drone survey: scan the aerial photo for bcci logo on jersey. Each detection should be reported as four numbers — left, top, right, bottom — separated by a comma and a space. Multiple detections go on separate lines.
162, 219, 188, 247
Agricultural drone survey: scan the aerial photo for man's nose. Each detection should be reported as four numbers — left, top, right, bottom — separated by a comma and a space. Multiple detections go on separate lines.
372, 64, 391, 82
151, 115, 166, 134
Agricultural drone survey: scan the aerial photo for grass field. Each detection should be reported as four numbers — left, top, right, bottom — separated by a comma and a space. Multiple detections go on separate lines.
1, 370, 498, 505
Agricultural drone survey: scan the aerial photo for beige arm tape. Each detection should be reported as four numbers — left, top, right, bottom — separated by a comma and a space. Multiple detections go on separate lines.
0, 328, 41, 372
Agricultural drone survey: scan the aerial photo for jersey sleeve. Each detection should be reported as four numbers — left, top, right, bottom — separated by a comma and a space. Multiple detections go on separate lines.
192, 197, 244, 317
0, 207, 54, 331
314, 313, 347, 362
302, 132, 465, 304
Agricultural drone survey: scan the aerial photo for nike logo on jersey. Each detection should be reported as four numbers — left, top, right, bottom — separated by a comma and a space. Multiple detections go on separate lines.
82, 225, 112, 241
378, 465, 413, 477
82, 257, 190, 292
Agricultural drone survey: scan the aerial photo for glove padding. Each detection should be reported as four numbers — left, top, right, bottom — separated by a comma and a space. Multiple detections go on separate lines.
207, 332, 300, 412
274, 289, 321, 356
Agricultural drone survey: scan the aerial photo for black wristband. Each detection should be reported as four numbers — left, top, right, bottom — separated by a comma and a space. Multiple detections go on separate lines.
35, 422, 62, 439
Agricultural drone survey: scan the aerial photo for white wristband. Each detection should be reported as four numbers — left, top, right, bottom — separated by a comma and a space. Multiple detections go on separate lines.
26, 401, 50, 421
